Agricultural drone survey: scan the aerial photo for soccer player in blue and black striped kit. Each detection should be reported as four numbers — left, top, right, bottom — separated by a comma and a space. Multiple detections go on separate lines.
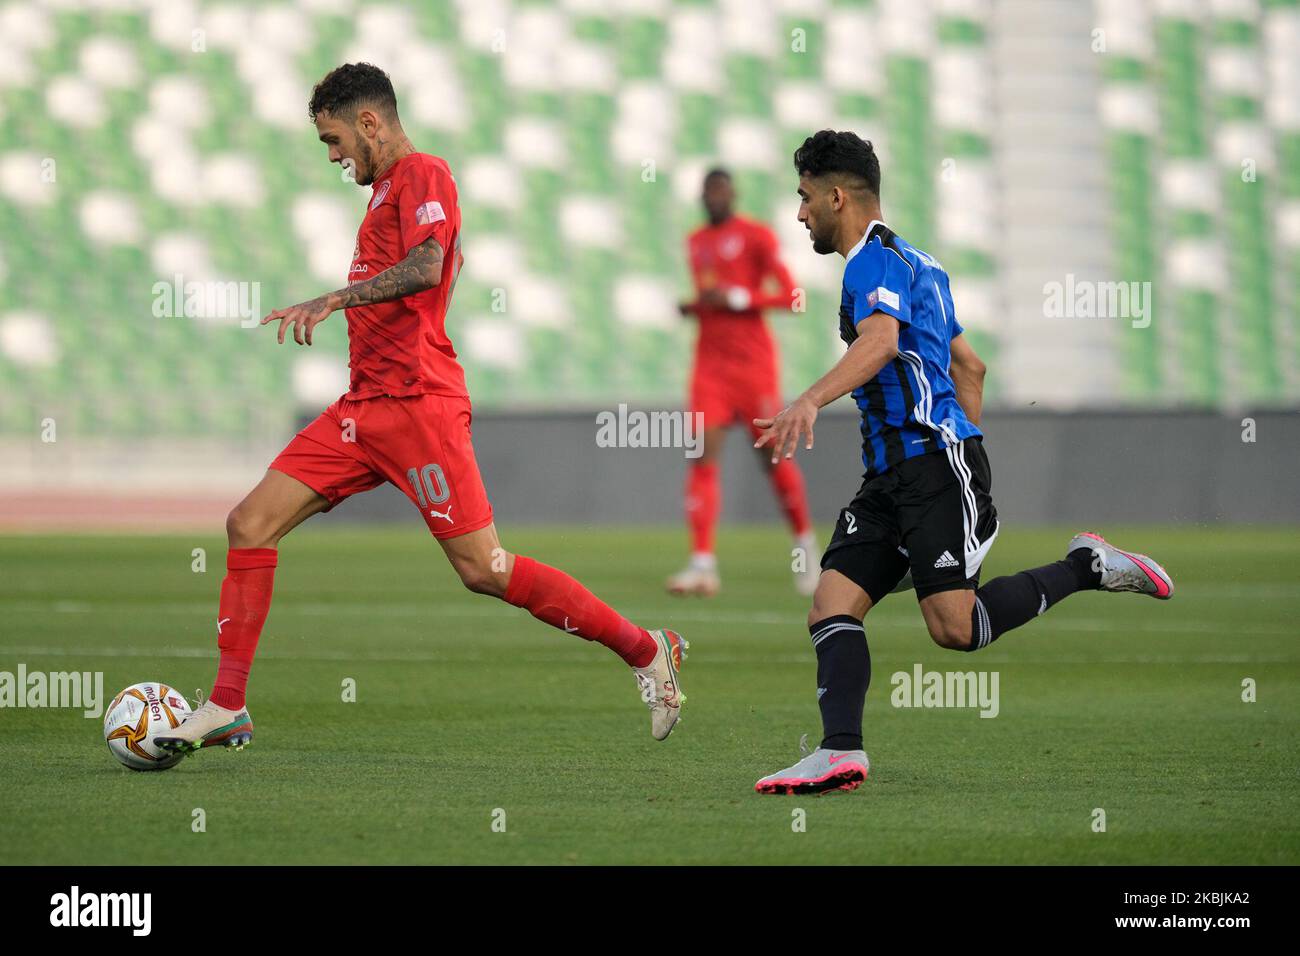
752, 130, 1175, 795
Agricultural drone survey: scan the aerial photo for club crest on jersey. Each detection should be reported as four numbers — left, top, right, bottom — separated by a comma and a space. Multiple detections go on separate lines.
719, 235, 744, 259
415, 200, 445, 226
370, 179, 392, 210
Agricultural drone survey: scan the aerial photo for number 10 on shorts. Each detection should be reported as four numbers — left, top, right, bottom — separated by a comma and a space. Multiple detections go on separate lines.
407, 463, 450, 508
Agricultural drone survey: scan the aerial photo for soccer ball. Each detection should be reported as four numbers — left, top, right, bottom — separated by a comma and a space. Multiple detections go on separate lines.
103, 682, 191, 771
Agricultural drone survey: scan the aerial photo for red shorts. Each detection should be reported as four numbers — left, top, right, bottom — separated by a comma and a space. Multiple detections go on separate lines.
689, 371, 784, 437
269, 393, 494, 539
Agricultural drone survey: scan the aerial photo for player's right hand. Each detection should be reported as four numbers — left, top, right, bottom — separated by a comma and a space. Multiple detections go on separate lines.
261, 293, 340, 346
753, 395, 818, 464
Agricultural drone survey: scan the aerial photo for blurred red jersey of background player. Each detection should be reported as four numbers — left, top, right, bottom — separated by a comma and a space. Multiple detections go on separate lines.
685, 211, 794, 396
669, 168, 817, 598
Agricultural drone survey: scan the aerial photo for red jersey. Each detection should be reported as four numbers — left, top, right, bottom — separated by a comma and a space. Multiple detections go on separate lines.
345, 152, 466, 400
685, 214, 797, 383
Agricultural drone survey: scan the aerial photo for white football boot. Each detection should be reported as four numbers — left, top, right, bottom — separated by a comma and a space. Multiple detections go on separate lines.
1067, 531, 1174, 600
755, 734, 870, 795
665, 554, 720, 597
154, 694, 254, 755
633, 629, 688, 740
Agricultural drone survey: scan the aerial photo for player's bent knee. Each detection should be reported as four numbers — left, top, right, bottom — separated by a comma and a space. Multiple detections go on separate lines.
226, 505, 276, 550
807, 571, 872, 627
807, 596, 853, 629
928, 619, 973, 650
455, 561, 506, 598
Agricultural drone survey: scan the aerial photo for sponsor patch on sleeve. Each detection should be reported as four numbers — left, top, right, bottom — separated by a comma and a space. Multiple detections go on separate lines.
414, 200, 446, 226
874, 286, 900, 310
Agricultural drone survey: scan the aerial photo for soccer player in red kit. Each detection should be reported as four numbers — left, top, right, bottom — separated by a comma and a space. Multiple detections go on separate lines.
156, 63, 686, 756
667, 168, 817, 598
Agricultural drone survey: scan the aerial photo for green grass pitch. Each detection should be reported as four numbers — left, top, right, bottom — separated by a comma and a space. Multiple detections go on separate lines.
0, 524, 1296, 865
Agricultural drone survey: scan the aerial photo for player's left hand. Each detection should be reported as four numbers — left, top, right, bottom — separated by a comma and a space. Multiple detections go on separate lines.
261, 293, 340, 346
753, 395, 818, 464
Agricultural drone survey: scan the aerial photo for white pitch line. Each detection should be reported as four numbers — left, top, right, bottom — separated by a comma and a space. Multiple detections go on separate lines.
0, 600, 800, 626
2, 598, 1300, 634
0, 644, 1293, 666
1, 599, 1293, 636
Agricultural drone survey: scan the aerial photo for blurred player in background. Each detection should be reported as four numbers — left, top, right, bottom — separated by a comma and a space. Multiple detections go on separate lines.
668, 168, 817, 598
155, 63, 686, 757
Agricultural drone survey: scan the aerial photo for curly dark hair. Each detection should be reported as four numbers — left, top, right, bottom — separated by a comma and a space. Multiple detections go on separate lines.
308, 63, 399, 122
793, 130, 881, 197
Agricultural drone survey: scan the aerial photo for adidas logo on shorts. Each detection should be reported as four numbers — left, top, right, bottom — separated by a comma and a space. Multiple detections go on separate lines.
933, 550, 960, 569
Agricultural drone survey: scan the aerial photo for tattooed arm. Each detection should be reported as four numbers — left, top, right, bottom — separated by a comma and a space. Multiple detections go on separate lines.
261, 237, 445, 346
335, 237, 444, 309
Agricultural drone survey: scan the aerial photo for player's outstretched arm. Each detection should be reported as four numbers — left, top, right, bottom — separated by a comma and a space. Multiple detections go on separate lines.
949, 332, 987, 426
260, 237, 445, 346
753, 311, 899, 463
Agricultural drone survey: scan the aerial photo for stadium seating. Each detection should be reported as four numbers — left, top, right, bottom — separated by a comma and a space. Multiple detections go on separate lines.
0, 0, 1295, 445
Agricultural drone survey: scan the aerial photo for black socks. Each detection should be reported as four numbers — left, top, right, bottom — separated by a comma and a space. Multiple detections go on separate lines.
968, 548, 1099, 650
807, 550, 1099, 750
810, 615, 870, 751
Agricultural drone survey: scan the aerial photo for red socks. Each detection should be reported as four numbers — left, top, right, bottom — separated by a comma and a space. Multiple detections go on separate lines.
504, 555, 657, 668
769, 458, 813, 537
209, 548, 277, 710
686, 462, 720, 555
208, 548, 657, 710
688, 458, 811, 550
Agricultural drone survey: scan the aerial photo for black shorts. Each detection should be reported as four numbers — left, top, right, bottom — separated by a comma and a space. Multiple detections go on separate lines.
821, 436, 999, 603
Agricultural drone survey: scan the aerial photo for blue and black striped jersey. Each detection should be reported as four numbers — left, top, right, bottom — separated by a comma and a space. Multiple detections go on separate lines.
839, 221, 980, 479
